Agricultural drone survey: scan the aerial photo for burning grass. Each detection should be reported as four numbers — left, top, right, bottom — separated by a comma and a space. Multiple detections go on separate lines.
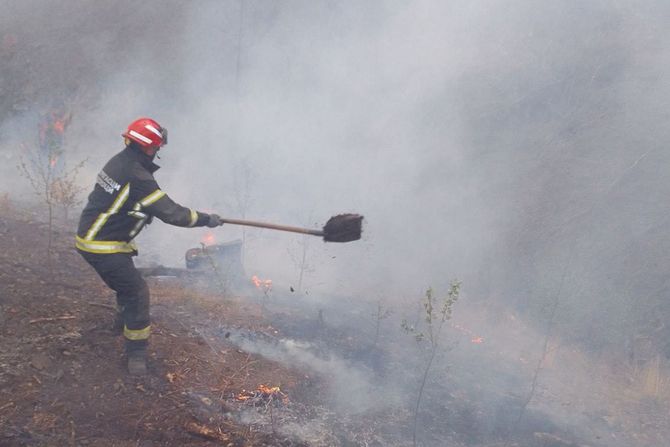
251, 275, 273, 295
235, 384, 289, 406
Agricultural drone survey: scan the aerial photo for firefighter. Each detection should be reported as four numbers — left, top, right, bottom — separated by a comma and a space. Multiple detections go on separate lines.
76, 117, 224, 375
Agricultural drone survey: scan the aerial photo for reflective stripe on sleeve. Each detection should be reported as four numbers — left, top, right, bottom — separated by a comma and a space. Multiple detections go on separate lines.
125, 191, 164, 239
187, 209, 198, 227
139, 189, 166, 207
124, 325, 151, 341
75, 236, 137, 254
128, 210, 148, 219
128, 218, 147, 238
84, 183, 130, 241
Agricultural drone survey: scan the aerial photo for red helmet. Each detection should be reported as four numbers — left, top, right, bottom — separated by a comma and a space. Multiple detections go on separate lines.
122, 117, 167, 148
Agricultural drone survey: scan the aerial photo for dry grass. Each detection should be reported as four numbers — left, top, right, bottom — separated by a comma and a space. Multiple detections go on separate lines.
0, 192, 11, 213
634, 355, 670, 400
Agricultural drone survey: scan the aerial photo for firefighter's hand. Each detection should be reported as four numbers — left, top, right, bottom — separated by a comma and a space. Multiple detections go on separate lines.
206, 214, 224, 228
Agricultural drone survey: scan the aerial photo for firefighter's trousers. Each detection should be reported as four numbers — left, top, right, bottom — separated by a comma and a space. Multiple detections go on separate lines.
78, 251, 150, 352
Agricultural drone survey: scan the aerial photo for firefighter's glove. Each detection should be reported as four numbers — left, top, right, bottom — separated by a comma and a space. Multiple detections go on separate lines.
206, 214, 225, 228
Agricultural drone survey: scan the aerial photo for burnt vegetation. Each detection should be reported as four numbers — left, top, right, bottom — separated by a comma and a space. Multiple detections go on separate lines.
1, 1, 670, 446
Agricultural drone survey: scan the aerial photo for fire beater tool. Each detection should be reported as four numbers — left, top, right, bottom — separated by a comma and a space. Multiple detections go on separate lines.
219, 213, 364, 243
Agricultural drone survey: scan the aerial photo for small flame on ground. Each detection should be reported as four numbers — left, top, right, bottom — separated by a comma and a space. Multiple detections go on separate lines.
202, 232, 216, 246
235, 384, 288, 404
258, 384, 281, 394
453, 323, 484, 344
251, 275, 272, 293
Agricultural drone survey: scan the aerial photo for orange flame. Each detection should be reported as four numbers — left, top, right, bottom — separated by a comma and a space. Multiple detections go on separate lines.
52, 119, 67, 134
48, 110, 71, 135
452, 323, 484, 344
258, 384, 281, 394
201, 232, 216, 246
235, 384, 288, 404
251, 275, 272, 293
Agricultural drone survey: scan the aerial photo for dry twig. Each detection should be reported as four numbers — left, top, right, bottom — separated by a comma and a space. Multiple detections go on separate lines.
87, 302, 116, 311
219, 354, 257, 398
29, 315, 76, 324
185, 422, 231, 442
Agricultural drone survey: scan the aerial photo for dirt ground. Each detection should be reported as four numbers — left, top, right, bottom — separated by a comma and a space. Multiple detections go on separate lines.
0, 206, 311, 446
3, 204, 670, 447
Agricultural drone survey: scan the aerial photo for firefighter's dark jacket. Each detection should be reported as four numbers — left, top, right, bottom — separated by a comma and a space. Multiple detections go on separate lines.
76, 146, 210, 254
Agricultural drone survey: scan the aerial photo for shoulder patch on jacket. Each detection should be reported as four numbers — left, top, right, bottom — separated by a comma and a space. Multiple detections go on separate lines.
96, 170, 121, 194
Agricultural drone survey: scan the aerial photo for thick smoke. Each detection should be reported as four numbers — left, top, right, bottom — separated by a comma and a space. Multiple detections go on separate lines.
223, 328, 392, 413
2, 0, 670, 445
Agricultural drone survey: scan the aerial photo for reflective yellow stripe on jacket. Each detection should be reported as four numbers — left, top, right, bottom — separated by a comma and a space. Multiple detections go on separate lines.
75, 236, 137, 254
139, 189, 165, 207
127, 189, 166, 238
84, 183, 130, 241
187, 209, 198, 227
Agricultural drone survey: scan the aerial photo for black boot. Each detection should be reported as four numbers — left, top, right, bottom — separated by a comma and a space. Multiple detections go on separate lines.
126, 341, 148, 376
127, 350, 147, 375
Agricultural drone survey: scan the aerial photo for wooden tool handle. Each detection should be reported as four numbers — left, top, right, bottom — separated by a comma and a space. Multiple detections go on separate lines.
220, 218, 324, 237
